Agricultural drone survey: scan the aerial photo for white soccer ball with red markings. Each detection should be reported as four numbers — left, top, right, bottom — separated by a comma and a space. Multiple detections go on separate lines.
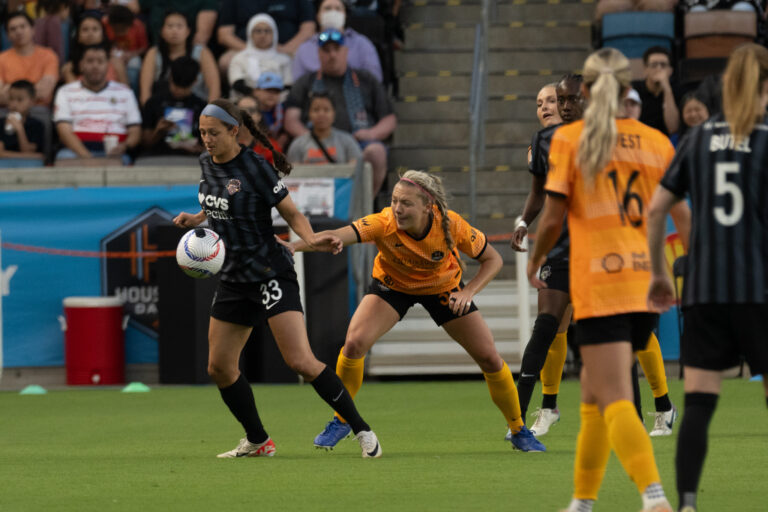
176, 228, 226, 279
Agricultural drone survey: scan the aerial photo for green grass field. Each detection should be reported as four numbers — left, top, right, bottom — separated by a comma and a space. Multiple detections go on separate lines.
1, 378, 765, 511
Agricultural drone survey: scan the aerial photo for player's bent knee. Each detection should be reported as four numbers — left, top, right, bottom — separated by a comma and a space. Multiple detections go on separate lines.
476, 352, 504, 374
343, 333, 371, 359
207, 361, 237, 386
283, 353, 320, 378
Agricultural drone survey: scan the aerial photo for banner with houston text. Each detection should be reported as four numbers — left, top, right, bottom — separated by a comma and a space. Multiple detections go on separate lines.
0, 180, 353, 368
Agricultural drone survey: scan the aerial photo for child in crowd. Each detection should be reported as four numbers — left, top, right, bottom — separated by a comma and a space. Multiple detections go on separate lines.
236, 95, 281, 165
0, 79, 44, 164
287, 91, 360, 164
141, 56, 206, 157
253, 71, 288, 149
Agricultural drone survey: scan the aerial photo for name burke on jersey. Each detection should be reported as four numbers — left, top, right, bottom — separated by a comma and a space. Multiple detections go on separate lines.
199, 192, 233, 220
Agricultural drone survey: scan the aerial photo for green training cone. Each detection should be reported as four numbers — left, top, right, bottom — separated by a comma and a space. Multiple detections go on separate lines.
122, 382, 151, 393
19, 385, 47, 395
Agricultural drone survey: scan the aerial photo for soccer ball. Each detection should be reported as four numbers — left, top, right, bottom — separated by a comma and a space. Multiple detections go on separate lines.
176, 228, 226, 278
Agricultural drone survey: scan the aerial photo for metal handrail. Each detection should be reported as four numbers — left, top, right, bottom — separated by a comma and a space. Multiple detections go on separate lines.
468, 0, 495, 226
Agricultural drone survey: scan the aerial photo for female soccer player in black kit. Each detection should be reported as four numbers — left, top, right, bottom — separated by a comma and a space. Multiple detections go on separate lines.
648, 43, 768, 511
173, 99, 382, 459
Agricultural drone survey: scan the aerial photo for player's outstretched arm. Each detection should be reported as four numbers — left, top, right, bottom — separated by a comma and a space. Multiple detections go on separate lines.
291, 225, 358, 253
174, 210, 207, 228
276, 195, 344, 254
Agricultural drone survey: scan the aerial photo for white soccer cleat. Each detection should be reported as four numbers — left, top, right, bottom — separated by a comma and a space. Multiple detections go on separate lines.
355, 430, 382, 458
649, 405, 678, 437
530, 407, 560, 437
216, 437, 276, 458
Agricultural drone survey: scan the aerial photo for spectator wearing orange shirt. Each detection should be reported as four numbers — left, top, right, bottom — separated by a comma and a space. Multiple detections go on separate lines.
0, 12, 59, 105
103, 4, 147, 91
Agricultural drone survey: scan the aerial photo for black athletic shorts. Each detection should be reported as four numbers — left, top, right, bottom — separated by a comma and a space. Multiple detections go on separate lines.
575, 312, 658, 352
211, 269, 303, 326
539, 257, 569, 294
367, 278, 479, 326
681, 303, 768, 374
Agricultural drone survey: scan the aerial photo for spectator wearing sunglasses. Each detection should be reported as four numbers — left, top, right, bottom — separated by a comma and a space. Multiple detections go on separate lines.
285, 28, 396, 195
292, 0, 382, 82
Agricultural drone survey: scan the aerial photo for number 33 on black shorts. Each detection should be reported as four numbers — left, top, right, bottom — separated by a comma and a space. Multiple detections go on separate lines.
210, 269, 304, 327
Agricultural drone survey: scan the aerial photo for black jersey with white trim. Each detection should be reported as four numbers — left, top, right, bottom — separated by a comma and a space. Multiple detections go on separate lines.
662, 114, 768, 305
530, 124, 569, 261
198, 146, 291, 282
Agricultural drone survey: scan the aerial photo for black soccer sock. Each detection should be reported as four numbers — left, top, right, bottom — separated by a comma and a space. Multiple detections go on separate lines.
631, 362, 642, 419
517, 313, 559, 421
676, 392, 718, 510
541, 393, 558, 410
311, 366, 370, 434
218, 374, 269, 444
654, 393, 673, 413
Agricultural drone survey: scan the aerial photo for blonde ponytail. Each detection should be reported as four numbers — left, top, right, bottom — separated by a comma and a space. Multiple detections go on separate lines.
577, 48, 632, 182
723, 43, 768, 144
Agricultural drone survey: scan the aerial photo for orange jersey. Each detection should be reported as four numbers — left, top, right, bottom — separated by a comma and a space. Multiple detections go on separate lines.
352, 207, 488, 294
545, 118, 675, 320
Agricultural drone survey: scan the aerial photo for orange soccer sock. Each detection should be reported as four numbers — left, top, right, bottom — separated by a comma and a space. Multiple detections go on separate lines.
333, 349, 365, 423
484, 361, 524, 433
541, 331, 568, 397
573, 403, 611, 501
637, 333, 669, 399
604, 400, 662, 494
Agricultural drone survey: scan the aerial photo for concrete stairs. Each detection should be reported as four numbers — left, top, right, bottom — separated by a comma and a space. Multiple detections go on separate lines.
389, 0, 595, 279
367, 280, 537, 375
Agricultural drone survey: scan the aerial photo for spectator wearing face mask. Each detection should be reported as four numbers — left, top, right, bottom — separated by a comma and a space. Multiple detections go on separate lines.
292, 0, 382, 82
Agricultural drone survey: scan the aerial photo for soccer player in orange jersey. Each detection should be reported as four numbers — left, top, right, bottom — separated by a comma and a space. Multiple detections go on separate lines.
527, 48, 690, 512
290, 169, 545, 452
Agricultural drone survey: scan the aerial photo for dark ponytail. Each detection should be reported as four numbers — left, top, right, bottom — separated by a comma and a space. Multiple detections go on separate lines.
209, 98, 293, 177
239, 108, 293, 176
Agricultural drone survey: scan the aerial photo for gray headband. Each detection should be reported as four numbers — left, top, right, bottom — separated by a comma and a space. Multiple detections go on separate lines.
201, 104, 239, 126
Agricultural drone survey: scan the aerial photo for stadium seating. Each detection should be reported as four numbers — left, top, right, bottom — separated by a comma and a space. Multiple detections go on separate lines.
683, 10, 758, 59
600, 11, 675, 59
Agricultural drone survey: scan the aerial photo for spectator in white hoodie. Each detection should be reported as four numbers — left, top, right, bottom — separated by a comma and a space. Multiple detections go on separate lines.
228, 13, 292, 98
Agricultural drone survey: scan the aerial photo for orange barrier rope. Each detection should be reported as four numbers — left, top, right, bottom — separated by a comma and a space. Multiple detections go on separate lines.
1, 232, 527, 257
0, 242, 176, 258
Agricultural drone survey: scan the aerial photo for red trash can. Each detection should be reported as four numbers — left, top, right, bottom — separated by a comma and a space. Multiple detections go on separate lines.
63, 297, 126, 385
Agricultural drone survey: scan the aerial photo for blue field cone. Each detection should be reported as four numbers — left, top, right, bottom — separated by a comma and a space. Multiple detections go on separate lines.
122, 382, 150, 393
19, 385, 47, 395
750, 375, 763, 382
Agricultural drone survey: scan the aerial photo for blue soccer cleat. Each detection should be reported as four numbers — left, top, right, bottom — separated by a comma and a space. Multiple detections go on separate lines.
510, 425, 546, 452
314, 417, 351, 449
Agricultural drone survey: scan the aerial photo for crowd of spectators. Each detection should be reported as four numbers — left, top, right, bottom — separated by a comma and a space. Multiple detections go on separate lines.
600, 0, 767, 145
0, 0, 401, 195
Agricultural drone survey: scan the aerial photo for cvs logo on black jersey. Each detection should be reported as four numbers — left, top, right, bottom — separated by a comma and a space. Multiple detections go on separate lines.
273, 180, 286, 194
198, 192, 229, 210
